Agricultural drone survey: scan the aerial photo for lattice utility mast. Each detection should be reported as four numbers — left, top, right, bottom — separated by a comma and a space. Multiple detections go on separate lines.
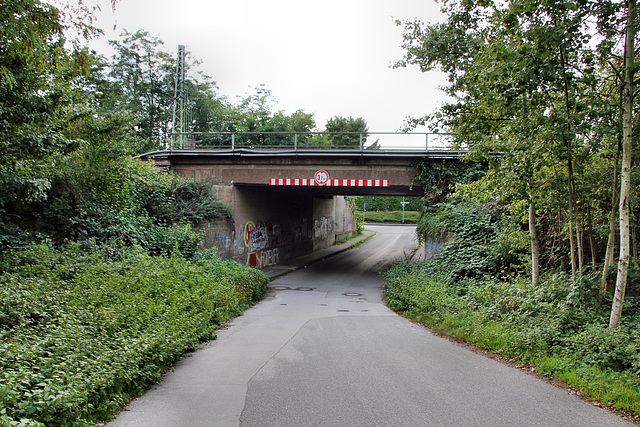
171, 45, 186, 148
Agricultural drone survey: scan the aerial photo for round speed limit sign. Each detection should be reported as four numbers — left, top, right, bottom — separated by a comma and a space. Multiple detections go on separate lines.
314, 170, 329, 186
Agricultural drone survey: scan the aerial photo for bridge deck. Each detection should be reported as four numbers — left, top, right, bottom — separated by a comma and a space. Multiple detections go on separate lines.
139, 147, 465, 160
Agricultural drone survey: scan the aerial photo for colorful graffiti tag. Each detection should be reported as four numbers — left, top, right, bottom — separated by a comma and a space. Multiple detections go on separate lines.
243, 221, 280, 268
244, 221, 269, 252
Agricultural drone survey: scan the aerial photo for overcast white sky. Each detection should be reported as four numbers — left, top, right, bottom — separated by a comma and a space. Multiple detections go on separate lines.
85, 0, 449, 141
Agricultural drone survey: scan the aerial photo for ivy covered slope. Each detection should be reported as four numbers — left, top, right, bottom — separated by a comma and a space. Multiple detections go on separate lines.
0, 245, 268, 427
383, 200, 640, 419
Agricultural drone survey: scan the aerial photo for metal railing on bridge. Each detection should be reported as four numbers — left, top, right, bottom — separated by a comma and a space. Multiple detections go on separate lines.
169, 131, 462, 152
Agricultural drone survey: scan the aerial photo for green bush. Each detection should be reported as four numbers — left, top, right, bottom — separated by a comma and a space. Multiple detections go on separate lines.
383, 260, 640, 417
410, 202, 508, 288
0, 244, 268, 426
1, 150, 230, 253
562, 324, 640, 373
416, 213, 448, 242
141, 222, 203, 259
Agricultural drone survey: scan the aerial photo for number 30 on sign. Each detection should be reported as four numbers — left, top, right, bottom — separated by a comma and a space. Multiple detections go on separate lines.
314, 170, 329, 185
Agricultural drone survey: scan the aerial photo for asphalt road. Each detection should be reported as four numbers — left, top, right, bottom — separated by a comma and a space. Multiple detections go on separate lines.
107, 224, 631, 427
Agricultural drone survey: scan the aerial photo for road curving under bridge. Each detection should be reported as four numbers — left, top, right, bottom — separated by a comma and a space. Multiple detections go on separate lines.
107, 225, 632, 427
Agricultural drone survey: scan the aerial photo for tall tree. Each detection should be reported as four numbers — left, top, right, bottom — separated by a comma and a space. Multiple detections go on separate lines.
225, 86, 317, 147
395, 0, 628, 286
263, 109, 316, 146
325, 115, 369, 148
610, 0, 637, 329
181, 75, 239, 147
97, 31, 238, 152
106, 30, 176, 152
0, 0, 91, 205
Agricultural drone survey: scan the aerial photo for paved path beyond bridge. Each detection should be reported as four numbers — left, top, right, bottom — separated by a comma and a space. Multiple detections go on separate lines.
107, 225, 630, 427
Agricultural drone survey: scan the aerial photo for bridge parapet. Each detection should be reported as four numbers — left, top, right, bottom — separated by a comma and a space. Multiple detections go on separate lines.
167, 131, 463, 152
140, 147, 465, 162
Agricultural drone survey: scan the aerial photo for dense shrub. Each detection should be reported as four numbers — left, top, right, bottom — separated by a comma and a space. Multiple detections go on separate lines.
138, 172, 231, 225
0, 149, 229, 253
0, 244, 268, 426
415, 201, 519, 286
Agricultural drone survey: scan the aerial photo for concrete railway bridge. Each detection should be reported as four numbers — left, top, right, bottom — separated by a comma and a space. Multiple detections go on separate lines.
140, 132, 464, 269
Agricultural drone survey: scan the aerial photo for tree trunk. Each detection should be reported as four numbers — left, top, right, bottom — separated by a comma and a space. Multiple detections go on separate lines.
599, 141, 621, 305
529, 201, 541, 285
631, 214, 638, 261
558, 40, 578, 277
577, 221, 584, 273
586, 200, 596, 268
567, 159, 578, 276
610, 0, 635, 329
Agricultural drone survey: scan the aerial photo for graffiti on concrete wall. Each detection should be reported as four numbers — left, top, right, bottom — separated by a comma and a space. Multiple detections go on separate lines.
260, 248, 280, 267
246, 248, 280, 268
244, 221, 269, 252
241, 220, 285, 268
236, 218, 314, 268
243, 221, 269, 267
199, 216, 316, 267
425, 239, 444, 260
314, 217, 333, 240
193, 218, 239, 259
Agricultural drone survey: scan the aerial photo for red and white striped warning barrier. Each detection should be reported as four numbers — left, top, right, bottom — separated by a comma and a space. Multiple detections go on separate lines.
269, 178, 389, 187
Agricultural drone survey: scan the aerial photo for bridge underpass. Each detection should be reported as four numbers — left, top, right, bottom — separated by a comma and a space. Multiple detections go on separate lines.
141, 146, 463, 268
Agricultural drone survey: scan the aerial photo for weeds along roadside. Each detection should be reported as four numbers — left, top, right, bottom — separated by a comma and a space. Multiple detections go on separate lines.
0, 243, 269, 427
382, 202, 640, 422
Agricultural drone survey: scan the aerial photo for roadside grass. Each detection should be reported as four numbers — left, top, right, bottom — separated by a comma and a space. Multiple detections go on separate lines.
0, 244, 269, 426
333, 227, 364, 246
333, 227, 376, 250
383, 259, 640, 422
355, 210, 420, 224
535, 357, 640, 415
345, 229, 377, 250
